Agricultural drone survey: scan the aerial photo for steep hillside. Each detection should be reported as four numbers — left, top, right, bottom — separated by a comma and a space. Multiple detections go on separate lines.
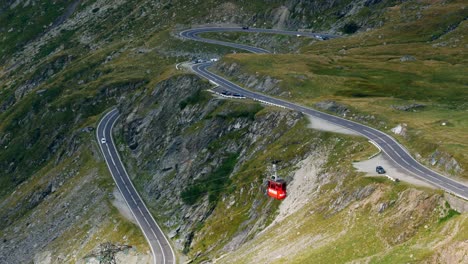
1, 0, 373, 262
113, 74, 467, 263
0, 0, 467, 263
210, 0, 468, 178
0, 126, 151, 263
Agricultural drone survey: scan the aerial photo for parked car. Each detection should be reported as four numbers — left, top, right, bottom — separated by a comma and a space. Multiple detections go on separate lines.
376, 166, 386, 174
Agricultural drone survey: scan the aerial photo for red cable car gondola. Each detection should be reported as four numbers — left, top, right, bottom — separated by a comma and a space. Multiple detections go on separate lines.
267, 178, 287, 200
266, 163, 287, 200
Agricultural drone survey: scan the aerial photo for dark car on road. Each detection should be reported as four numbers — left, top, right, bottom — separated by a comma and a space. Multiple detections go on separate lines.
376, 166, 386, 174
242, 26, 249, 30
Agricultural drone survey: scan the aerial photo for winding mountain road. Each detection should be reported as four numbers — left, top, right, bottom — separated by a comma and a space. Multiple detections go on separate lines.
180, 26, 468, 200
180, 26, 337, 54
97, 109, 175, 264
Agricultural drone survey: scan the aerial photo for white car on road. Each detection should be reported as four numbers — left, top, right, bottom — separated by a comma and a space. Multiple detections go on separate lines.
101, 138, 106, 144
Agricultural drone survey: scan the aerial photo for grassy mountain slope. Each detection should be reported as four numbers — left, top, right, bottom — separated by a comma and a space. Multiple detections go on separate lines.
0, 0, 467, 263
211, 0, 468, 178
0, 125, 150, 263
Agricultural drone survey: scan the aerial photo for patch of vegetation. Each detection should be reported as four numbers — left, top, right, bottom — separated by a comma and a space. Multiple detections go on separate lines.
179, 89, 211, 109
342, 21, 359, 34
439, 208, 461, 223
36, 29, 77, 59
439, 202, 461, 223
0, 0, 75, 60
216, 103, 263, 120
207, 127, 249, 152
181, 153, 239, 205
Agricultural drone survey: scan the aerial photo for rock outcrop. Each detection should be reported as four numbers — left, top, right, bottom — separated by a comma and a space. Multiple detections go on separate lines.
215, 62, 284, 96
428, 149, 464, 176
116, 74, 307, 255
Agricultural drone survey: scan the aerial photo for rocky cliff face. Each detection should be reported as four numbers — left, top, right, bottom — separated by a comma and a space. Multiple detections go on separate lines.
2, 0, 378, 262
114, 73, 468, 263
0, 130, 151, 264
201, 0, 396, 32
0, 0, 398, 202
116, 74, 311, 255
1, 0, 467, 263
215, 62, 285, 96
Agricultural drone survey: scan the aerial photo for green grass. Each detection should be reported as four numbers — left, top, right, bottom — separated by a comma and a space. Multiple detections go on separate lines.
0, 27, 177, 199
215, 102, 263, 120
36, 29, 77, 59
0, 132, 149, 261
0, 0, 75, 61
439, 209, 461, 223
213, 1, 468, 178
289, 212, 385, 264
182, 153, 238, 205
219, 53, 467, 106
1, 0, 467, 262
179, 90, 212, 109
187, 103, 378, 260
216, 169, 465, 264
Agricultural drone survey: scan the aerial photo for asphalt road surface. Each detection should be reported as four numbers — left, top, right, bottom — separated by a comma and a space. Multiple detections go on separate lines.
181, 26, 468, 200
179, 26, 337, 54
97, 109, 176, 264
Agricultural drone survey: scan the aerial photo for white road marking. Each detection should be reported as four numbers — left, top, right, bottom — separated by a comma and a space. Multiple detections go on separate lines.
144, 216, 151, 226
395, 152, 402, 159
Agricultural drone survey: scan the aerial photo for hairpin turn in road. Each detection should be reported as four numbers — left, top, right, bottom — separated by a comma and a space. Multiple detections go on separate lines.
95, 27, 467, 263
180, 26, 468, 201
